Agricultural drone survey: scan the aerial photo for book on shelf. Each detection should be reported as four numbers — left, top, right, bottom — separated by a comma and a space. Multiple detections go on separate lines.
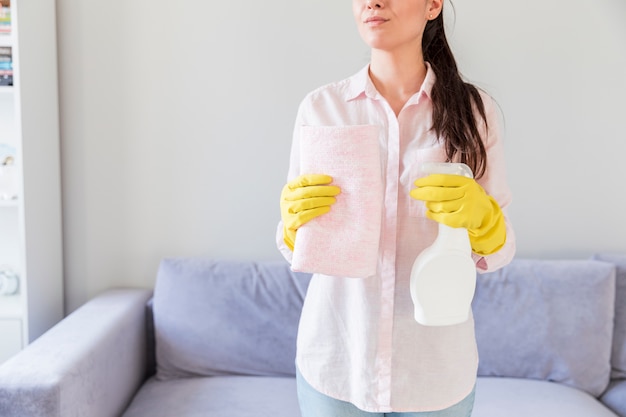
0, 0, 10, 34
0, 45, 11, 86
0, 73, 10, 86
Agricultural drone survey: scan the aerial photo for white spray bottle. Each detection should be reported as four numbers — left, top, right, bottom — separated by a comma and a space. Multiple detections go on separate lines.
410, 162, 476, 326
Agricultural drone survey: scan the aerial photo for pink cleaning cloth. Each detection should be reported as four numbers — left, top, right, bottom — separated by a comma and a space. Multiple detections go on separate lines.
291, 125, 383, 278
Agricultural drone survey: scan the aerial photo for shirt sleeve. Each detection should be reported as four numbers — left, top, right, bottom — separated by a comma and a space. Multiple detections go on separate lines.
472, 92, 516, 273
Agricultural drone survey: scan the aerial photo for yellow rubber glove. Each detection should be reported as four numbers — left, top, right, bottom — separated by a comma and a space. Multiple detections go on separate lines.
410, 174, 506, 255
280, 174, 341, 251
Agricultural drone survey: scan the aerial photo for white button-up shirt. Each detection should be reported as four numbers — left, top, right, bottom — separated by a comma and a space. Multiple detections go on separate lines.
277, 64, 516, 413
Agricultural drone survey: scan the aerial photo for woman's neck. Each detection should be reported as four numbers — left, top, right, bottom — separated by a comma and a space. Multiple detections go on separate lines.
369, 48, 427, 116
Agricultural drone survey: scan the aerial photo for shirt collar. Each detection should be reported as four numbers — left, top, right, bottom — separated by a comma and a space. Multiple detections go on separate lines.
345, 62, 436, 103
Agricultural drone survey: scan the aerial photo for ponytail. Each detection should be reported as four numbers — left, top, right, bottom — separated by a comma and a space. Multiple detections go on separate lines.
422, 10, 488, 179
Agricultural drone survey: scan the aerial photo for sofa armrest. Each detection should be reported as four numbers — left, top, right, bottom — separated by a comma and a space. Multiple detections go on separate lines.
0, 288, 153, 417
602, 379, 626, 417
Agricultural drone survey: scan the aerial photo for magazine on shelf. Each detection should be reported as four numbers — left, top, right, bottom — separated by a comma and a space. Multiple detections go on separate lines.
0, 0, 10, 34
0, 45, 11, 86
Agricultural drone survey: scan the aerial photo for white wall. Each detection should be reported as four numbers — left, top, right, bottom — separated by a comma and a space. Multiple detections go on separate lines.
449, 1, 626, 259
56, 0, 626, 312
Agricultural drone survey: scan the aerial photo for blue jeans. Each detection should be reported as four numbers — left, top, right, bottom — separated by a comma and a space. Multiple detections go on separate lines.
296, 369, 475, 417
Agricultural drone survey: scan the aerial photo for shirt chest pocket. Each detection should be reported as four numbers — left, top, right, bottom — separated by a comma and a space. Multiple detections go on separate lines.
402, 145, 450, 218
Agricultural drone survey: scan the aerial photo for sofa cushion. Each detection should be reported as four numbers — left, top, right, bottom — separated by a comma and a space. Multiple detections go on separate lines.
472, 259, 616, 397
601, 379, 626, 417
121, 376, 300, 417
121, 376, 622, 417
593, 253, 626, 379
153, 258, 312, 380
473, 377, 618, 417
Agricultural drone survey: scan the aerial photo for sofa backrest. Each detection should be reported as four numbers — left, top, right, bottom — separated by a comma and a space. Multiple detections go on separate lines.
150, 255, 624, 398
472, 258, 616, 397
153, 258, 311, 380
593, 253, 626, 379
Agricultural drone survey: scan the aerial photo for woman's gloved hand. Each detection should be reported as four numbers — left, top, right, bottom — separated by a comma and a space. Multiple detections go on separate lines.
410, 174, 506, 255
280, 174, 341, 251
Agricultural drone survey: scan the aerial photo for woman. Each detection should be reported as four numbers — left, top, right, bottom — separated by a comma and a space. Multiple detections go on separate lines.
278, 0, 515, 415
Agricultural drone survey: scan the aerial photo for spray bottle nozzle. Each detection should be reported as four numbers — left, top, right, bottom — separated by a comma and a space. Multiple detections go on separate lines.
418, 162, 473, 179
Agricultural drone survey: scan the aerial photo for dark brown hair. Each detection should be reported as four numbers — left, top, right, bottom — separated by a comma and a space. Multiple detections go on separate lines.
422, 9, 488, 179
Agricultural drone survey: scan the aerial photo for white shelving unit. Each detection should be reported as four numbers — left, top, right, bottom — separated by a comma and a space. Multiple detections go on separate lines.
0, 0, 63, 364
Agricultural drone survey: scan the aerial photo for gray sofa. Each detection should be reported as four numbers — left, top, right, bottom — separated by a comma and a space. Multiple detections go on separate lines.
0, 253, 625, 417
